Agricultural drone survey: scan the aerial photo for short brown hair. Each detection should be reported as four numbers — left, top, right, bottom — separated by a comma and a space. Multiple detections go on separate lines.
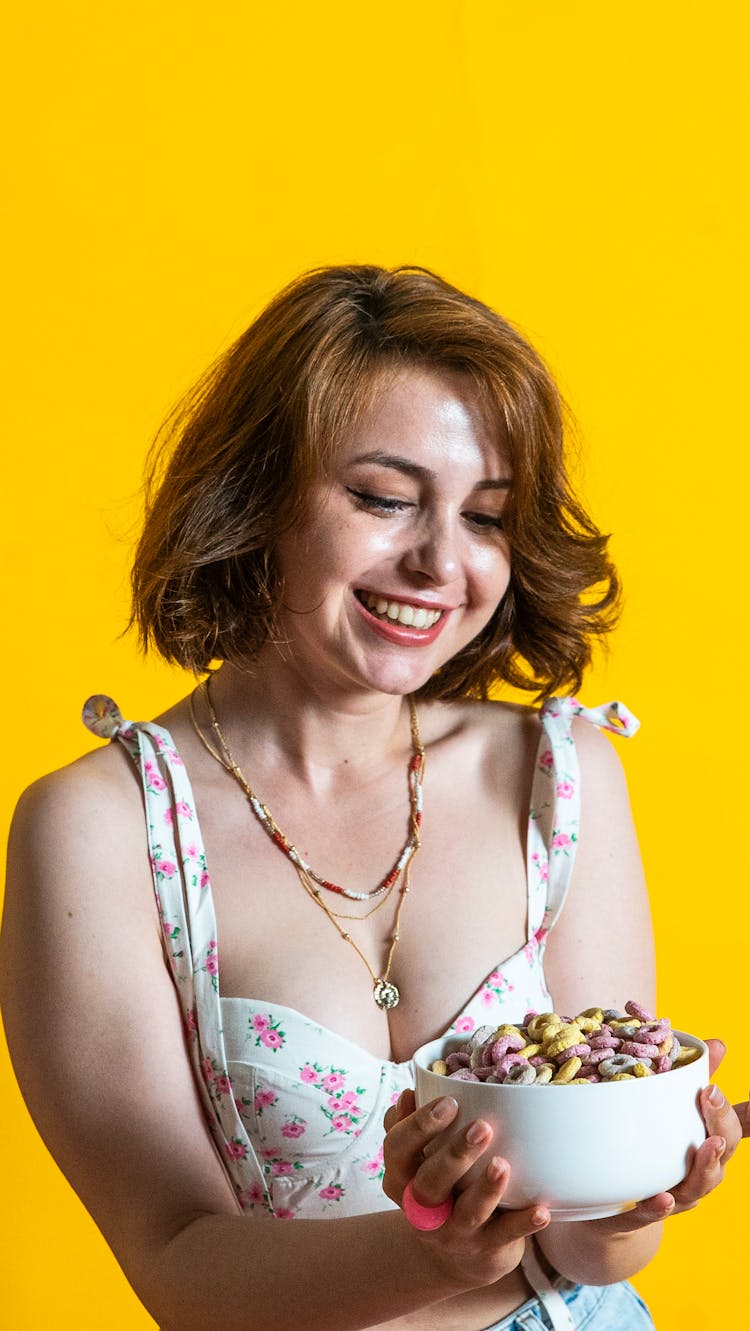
131, 264, 619, 699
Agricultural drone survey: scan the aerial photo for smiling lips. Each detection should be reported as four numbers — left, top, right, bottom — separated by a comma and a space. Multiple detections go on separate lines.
358, 591, 444, 629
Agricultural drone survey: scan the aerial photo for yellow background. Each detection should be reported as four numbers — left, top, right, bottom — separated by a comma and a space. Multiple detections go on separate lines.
2, 3, 747, 1326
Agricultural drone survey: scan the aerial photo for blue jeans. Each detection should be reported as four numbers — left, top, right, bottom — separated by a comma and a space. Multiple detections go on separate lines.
483, 1280, 655, 1330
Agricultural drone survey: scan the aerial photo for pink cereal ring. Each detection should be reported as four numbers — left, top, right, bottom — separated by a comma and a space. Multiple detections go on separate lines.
588, 1035, 620, 1049
625, 1000, 655, 1023
619, 1041, 661, 1059
555, 1044, 591, 1064
498, 1052, 528, 1075
448, 1068, 480, 1081
653, 1055, 671, 1074
445, 1052, 471, 1072
587, 1048, 617, 1065
639, 1024, 671, 1043
529, 1055, 548, 1067
490, 1035, 525, 1062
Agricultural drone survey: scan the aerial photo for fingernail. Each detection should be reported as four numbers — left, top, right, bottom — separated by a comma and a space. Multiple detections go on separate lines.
466, 1119, 490, 1145
532, 1206, 550, 1227
707, 1084, 725, 1107
430, 1096, 458, 1123
486, 1156, 506, 1184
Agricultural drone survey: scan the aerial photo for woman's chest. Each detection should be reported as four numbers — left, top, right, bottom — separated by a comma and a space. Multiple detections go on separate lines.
201, 777, 533, 1060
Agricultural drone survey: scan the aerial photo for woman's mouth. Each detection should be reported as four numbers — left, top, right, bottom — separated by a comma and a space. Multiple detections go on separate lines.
356, 592, 444, 629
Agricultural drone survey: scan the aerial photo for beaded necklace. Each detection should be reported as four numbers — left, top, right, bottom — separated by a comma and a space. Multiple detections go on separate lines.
189, 678, 425, 1010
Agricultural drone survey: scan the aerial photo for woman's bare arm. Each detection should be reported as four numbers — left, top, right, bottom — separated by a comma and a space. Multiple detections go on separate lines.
538, 721, 740, 1283
0, 756, 536, 1331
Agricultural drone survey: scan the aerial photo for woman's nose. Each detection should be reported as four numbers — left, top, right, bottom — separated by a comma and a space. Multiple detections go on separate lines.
401, 514, 460, 584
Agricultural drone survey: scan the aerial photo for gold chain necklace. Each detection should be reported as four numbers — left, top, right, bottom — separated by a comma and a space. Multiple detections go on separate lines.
189, 679, 425, 1010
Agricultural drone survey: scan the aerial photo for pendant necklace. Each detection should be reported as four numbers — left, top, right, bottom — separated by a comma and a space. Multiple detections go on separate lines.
189, 678, 425, 1011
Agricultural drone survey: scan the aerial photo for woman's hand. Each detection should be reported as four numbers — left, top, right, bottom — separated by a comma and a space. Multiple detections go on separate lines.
590, 1037, 743, 1234
382, 1090, 550, 1293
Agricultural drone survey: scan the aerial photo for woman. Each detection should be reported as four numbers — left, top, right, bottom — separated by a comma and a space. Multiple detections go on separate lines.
1, 266, 741, 1330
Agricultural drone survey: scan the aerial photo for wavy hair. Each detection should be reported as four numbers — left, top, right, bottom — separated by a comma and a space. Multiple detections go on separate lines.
131, 265, 619, 699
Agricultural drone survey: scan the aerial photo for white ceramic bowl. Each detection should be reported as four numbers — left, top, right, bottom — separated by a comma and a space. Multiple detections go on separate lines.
413, 1031, 709, 1221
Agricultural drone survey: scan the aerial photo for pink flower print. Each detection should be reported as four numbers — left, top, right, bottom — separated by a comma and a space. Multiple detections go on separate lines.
254, 1088, 277, 1113
242, 1182, 265, 1207
184, 841, 200, 860
538, 749, 553, 774
551, 832, 571, 849
215, 1074, 232, 1096
481, 988, 495, 1006
275, 1209, 296, 1219
361, 1146, 385, 1177
154, 858, 177, 877
453, 1016, 475, 1034
163, 808, 174, 825
201, 1057, 213, 1083
337, 1091, 360, 1111
331, 1115, 351, 1132
270, 1159, 294, 1175
556, 781, 574, 799
250, 1014, 285, 1052
144, 761, 167, 792
319, 1184, 344, 1201
205, 953, 219, 976
167, 748, 184, 766
260, 1029, 283, 1050
531, 852, 549, 883
225, 1139, 247, 1160
174, 800, 193, 819
199, 869, 210, 889
389, 1090, 401, 1106
322, 1072, 345, 1091
300, 1064, 318, 1084
281, 1120, 306, 1139
185, 1008, 197, 1035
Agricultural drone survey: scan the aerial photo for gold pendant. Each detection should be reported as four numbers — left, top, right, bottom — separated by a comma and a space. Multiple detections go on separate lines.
373, 979, 400, 1010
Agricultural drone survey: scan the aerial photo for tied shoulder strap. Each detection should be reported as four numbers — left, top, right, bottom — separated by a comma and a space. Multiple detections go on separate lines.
526, 698, 640, 944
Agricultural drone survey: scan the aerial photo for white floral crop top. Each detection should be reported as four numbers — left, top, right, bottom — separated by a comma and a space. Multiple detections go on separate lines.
82, 695, 638, 1222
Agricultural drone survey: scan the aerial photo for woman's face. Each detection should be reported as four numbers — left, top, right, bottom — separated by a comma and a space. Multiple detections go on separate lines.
271, 366, 513, 702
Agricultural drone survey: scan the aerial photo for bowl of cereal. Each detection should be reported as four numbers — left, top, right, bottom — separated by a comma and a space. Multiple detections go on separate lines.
413, 1002, 709, 1221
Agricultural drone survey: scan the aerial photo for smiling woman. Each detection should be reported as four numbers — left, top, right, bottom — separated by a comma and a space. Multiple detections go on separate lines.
1, 265, 742, 1331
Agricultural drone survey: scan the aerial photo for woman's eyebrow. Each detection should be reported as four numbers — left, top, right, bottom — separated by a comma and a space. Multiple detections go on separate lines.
348, 451, 512, 488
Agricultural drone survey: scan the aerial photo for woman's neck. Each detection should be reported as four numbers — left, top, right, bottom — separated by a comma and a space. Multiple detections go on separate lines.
203, 661, 416, 785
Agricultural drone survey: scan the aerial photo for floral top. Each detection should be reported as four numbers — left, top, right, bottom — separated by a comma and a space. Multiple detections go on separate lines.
82, 694, 638, 1221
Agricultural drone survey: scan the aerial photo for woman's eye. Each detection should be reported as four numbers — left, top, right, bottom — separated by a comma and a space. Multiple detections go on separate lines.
346, 488, 412, 515
464, 511, 504, 532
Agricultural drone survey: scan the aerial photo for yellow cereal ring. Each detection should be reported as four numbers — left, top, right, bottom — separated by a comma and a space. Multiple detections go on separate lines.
569, 1077, 593, 1084
610, 1072, 636, 1080
545, 1026, 583, 1057
521, 1043, 542, 1058
552, 1056, 582, 1083
534, 1063, 555, 1084
577, 1007, 604, 1023
610, 1018, 642, 1031
430, 1059, 448, 1076
527, 1013, 560, 1041
632, 1062, 652, 1077
658, 1036, 674, 1057
492, 1024, 524, 1040
577, 1016, 603, 1034
674, 1045, 701, 1066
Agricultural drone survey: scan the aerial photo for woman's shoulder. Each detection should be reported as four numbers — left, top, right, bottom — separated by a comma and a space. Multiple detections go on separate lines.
11, 741, 144, 863
420, 694, 628, 781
